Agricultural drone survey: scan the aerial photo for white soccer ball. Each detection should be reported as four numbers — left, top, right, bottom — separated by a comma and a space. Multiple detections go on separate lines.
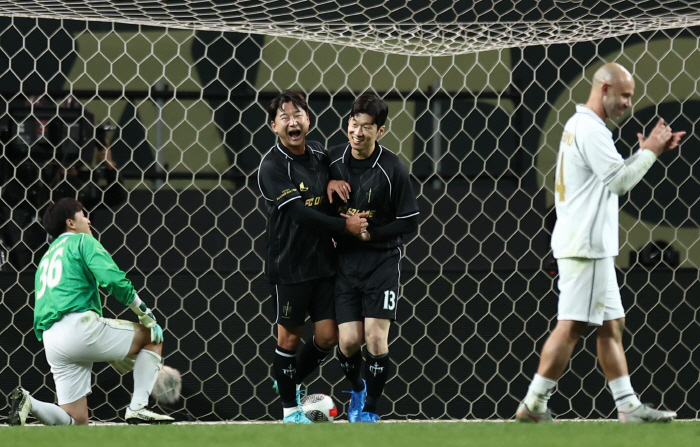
300, 393, 337, 422
152, 365, 182, 405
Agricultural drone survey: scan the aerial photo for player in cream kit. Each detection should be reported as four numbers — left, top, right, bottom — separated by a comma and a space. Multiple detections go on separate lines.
517, 62, 685, 423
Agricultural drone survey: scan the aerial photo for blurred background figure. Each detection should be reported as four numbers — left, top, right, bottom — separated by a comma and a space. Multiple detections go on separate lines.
0, 95, 125, 271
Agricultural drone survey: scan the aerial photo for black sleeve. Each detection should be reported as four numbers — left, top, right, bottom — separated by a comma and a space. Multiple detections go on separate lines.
284, 199, 347, 232
368, 214, 419, 241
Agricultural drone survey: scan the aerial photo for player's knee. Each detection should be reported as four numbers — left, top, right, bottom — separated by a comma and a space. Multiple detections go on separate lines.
554, 320, 587, 339
137, 324, 163, 350
599, 318, 625, 341
338, 334, 362, 355
143, 342, 163, 356
364, 332, 388, 355
277, 328, 302, 350
315, 332, 338, 349
313, 320, 338, 349
68, 409, 89, 425
129, 323, 159, 356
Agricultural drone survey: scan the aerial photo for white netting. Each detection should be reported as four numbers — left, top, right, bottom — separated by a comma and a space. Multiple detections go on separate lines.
1, 2, 699, 422
1, 1, 700, 55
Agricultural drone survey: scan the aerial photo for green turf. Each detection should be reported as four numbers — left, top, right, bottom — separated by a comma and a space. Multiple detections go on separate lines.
2, 421, 699, 447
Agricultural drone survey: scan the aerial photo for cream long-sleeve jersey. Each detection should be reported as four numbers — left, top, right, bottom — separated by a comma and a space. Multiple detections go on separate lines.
551, 105, 657, 259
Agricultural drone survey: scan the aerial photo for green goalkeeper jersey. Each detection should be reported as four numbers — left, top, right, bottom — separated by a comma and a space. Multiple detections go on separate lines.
33, 232, 137, 341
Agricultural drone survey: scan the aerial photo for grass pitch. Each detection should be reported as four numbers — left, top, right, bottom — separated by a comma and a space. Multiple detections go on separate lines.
2, 421, 699, 447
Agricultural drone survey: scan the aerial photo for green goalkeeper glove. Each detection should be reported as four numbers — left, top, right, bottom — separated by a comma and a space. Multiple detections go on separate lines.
135, 302, 157, 328
151, 324, 164, 344
128, 294, 164, 344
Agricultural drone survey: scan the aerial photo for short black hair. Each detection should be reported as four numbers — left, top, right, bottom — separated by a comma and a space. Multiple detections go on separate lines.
42, 198, 84, 239
268, 90, 309, 124
350, 93, 388, 128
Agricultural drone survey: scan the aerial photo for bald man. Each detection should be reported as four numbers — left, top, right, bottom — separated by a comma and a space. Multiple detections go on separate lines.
516, 63, 685, 423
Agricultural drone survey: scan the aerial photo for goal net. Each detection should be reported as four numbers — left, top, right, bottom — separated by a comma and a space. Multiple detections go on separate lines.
1, 1, 699, 421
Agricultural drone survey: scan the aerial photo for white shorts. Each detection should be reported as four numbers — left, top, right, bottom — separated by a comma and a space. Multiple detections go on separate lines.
42, 311, 135, 405
556, 257, 625, 326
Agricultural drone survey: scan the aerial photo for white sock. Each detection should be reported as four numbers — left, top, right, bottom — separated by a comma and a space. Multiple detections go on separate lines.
523, 374, 557, 413
28, 396, 74, 425
283, 406, 302, 418
609, 376, 642, 412
129, 349, 162, 411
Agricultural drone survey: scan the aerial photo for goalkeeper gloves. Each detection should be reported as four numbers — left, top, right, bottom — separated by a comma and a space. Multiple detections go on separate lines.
150, 324, 164, 344
129, 294, 164, 344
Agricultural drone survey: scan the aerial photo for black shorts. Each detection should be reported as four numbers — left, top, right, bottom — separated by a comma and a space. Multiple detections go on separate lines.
335, 248, 401, 324
271, 276, 336, 327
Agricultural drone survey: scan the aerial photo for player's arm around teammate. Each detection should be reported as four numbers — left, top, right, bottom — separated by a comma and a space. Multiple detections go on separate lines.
258, 91, 368, 424
327, 93, 419, 422
8, 198, 172, 426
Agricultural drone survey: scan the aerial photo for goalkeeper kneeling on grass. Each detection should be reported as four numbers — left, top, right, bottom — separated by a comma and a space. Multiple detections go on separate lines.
8, 197, 174, 426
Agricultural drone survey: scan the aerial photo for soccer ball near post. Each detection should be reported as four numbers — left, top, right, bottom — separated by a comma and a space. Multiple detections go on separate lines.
300, 394, 337, 422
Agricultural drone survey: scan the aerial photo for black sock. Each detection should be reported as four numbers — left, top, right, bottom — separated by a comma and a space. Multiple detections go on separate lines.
273, 346, 298, 408
297, 337, 333, 383
337, 346, 364, 392
363, 351, 389, 414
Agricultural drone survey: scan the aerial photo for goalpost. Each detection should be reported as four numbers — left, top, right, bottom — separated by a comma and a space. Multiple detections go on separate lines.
1, 1, 700, 421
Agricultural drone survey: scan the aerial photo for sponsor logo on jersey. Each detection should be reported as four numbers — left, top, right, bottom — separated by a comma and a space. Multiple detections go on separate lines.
304, 196, 327, 207
338, 206, 376, 218
299, 182, 309, 192
276, 189, 295, 200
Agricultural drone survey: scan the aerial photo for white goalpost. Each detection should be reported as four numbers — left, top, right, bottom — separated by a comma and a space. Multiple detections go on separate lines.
1, 1, 699, 422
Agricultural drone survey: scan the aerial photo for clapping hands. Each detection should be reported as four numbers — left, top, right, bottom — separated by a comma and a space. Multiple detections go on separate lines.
637, 118, 685, 156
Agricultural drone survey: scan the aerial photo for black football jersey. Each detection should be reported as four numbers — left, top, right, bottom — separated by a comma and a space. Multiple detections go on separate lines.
258, 141, 336, 284
328, 143, 419, 250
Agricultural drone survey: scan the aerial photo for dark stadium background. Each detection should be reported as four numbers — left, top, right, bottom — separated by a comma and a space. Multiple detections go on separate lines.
1, 4, 699, 421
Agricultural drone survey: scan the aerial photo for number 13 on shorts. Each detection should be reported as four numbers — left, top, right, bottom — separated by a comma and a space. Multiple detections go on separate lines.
383, 290, 396, 310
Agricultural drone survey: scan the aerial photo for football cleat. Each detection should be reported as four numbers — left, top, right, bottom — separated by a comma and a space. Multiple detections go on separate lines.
618, 404, 676, 423
125, 407, 175, 424
8, 387, 32, 426
295, 387, 306, 407
516, 402, 554, 423
273, 380, 305, 406
283, 409, 313, 424
344, 379, 366, 423
360, 411, 379, 423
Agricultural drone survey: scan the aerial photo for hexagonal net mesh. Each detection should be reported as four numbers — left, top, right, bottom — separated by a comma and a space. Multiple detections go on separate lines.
1, 2, 700, 422
2, 1, 700, 55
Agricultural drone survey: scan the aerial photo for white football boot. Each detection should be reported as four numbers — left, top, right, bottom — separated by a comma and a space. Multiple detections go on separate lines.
618, 404, 676, 423
8, 387, 32, 426
125, 407, 175, 424
515, 402, 554, 423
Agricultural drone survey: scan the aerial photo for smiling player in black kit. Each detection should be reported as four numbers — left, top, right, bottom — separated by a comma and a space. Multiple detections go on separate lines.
327, 93, 420, 422
257, 91, 368, 424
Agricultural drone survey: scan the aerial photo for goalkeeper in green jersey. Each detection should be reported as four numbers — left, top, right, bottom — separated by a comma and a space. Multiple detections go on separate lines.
8, 198, 174, 426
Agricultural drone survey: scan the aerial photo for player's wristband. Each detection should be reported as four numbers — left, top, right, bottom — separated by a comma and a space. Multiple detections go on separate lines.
128, 293, 144, 312
128, 293, 157, 328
